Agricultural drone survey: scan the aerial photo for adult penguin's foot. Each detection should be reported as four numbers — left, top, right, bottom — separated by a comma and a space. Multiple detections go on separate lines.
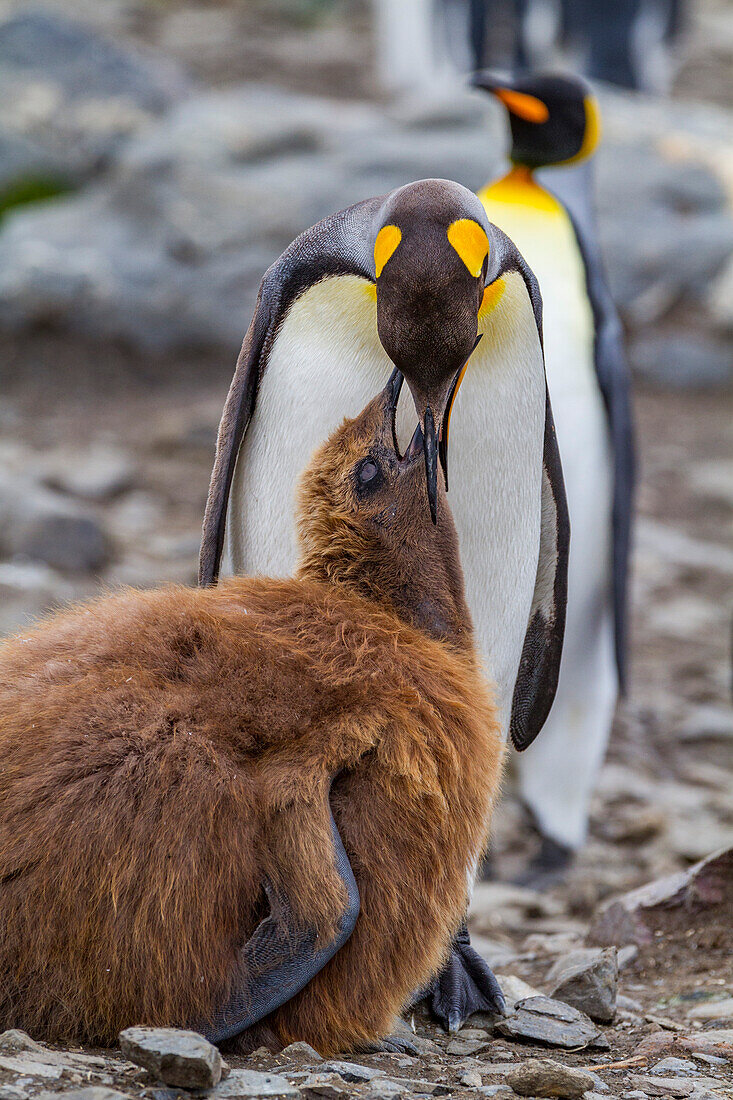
427, 922, 508, 1032
512, 835, 573, 890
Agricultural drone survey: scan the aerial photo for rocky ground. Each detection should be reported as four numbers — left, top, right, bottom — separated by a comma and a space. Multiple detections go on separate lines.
0, 1, 731, 1098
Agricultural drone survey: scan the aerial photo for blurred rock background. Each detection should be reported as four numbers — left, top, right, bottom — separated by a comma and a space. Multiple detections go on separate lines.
0, 0, 730, 914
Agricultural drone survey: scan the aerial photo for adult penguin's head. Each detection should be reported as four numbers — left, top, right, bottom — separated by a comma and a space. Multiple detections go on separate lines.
473, 70, 601, 169
372, 179, 491, 523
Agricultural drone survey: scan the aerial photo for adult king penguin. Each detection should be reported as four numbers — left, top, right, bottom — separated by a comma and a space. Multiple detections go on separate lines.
200, 178, 570, 1032
473, 72, 635, 877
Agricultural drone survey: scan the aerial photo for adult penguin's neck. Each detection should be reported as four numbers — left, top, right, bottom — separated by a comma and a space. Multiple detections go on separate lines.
478, 164, 564, 215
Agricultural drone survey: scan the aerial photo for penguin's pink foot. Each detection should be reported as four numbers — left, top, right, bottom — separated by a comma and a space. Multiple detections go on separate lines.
426, 922, 507, 1032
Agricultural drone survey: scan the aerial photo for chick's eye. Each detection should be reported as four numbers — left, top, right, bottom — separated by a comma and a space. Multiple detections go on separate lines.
359, 460, 379, 484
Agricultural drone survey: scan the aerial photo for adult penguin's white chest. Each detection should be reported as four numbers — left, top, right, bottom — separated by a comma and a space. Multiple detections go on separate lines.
223, 270, 546, 734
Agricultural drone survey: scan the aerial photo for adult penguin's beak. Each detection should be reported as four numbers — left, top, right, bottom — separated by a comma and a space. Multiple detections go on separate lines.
472, 71, 549, 122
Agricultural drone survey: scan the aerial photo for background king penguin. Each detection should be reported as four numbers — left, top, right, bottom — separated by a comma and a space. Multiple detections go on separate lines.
474, 72, 636, 877
200, 177, 570, 1032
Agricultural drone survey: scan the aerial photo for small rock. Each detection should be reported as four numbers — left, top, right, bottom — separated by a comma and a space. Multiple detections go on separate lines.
689, 1053, 726, 1068
0, 1056, 62, 1079
321, 1062, 385, 1083
589, 847, 733, 947
446, 1038, 490, 1056
498, 976, 543, 1010
650, 1060, 699, 1077
0, 1032, 43, 1055
548, 949, 618, 1023
507, 1058, 595, 1098
0, 1087, 30, 1100
495, 996, 602, 1050
617, 995, 644, 1013
45, 448, 134, 502
455, 1027, 490, 1040
365, 1082, 405, 1100
212, 1069, 300, 1099
300, 1073, 350, 1100
38, 1091, 129, 1100
686, 997, 733, 1020
618, 946, 639, 970
279, 1043, 323, 1065
19, 512, 111, 572
460, 1071, 483, 1088
119, 1027, 222, 1090
478, 1088, 514, 1099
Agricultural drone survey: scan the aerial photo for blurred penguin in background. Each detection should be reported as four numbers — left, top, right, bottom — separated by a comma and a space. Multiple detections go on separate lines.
474, 71, 635, 882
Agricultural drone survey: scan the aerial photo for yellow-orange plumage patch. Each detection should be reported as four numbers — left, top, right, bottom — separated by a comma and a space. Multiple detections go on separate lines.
494, 88, 549, 123
374, 225, 402, 278
447, 219, 489, 277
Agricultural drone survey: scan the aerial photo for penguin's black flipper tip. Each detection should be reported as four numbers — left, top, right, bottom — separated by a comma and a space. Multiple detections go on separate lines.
425, 922, 508, 1032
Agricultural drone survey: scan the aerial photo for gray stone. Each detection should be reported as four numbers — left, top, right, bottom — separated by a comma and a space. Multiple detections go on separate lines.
650, 1060, 700, 1077
212, 1070, 300, 1099
119, 1027, 222, 1090
321, 1062, 385, 1083
445, 1037, 490, 1056
0, 11, 188, 111
589, 846, 733, 947
498, 975, 544, 1010
0, 1031, 43, 1055
280, 1043, 323, 1065
300, 1073, 350, 1100
0, 1056, 62, 1079
364, 1081, 406, 1100
507, 1059, 595, 1098
495, 996, 602, 1050
45, 448, 134, 502
547, 948, 618, 1023
0, 1088, 30, 1100
460, 1071, 484, 1088
38, 1091, 129, 1100
19, 512, 111, 573
686, 997, 733, 1020
479, 1088, 514, 1099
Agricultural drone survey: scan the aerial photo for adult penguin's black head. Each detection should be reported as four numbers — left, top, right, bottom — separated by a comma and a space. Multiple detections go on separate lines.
473, 71, 601, 169
372, 179, 490, 523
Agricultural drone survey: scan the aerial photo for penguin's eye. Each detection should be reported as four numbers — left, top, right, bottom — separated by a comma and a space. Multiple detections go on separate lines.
355, 457, 382, 494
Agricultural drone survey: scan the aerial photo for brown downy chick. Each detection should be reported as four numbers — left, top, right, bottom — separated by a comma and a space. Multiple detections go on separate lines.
0, 378, 503, 1054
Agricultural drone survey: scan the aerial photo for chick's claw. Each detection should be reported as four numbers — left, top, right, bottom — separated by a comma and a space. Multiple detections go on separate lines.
427, 921, 508, 1032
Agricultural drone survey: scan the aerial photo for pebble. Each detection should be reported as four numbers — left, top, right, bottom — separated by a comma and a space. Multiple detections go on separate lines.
460, 1070, 484, 1087
548, 948, 618, 1024
0, 1032, 43, 1055
650, 1060, 700, 1077
495, 996, 602, 1050
212, 1069, 300, 1099
365, 1082, 406, 1100
280, 1042, 324, 1065
498, 975, 543, 1009
445, 1038, 490, 1056
37, 1091, 129, 1100
0, 1088, 30, 1100
506, 1058, 595, 1098
321, 1062, 385, 1083
118, 1027, 222, 1090
686, 997, 733, 1020
300, 1072, 351, 1100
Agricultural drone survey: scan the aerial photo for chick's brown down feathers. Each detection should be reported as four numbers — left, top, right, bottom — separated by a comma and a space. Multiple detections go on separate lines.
0, 394, 502, 1052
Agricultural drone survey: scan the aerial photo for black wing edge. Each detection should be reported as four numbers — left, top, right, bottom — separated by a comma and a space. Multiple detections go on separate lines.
510, 390, 570, 752
565, 205, 636, 691
198, 199, 380, 588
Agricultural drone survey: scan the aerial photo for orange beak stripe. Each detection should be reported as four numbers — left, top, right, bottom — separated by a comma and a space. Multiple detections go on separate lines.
441, 358, 470, 458
494, 88, 549, 124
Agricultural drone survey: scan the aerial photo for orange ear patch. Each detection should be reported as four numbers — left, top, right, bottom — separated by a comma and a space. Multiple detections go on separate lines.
495, 88, 549, 123
447, 219, 489, 278
374, 225, 402, 278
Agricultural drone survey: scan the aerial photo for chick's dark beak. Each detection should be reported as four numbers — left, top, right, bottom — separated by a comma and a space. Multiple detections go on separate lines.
423, 406, 438, 525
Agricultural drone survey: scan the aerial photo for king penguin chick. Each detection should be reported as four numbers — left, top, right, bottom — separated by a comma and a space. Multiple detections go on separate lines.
473, 71, 635, 878
0, 376, 504, 1055
199, 178, 570, 1029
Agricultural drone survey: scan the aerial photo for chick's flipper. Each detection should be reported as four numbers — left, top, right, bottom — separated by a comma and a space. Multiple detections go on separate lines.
202, 806, 360, 1044
426, 921, 507, 1033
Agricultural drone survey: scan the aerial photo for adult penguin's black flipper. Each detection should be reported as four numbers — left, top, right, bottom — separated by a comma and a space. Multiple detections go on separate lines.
510, 390, 570, 751
198, 196, 382, 587
202, 804, 360, 1045
424, 922, 507, 1033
